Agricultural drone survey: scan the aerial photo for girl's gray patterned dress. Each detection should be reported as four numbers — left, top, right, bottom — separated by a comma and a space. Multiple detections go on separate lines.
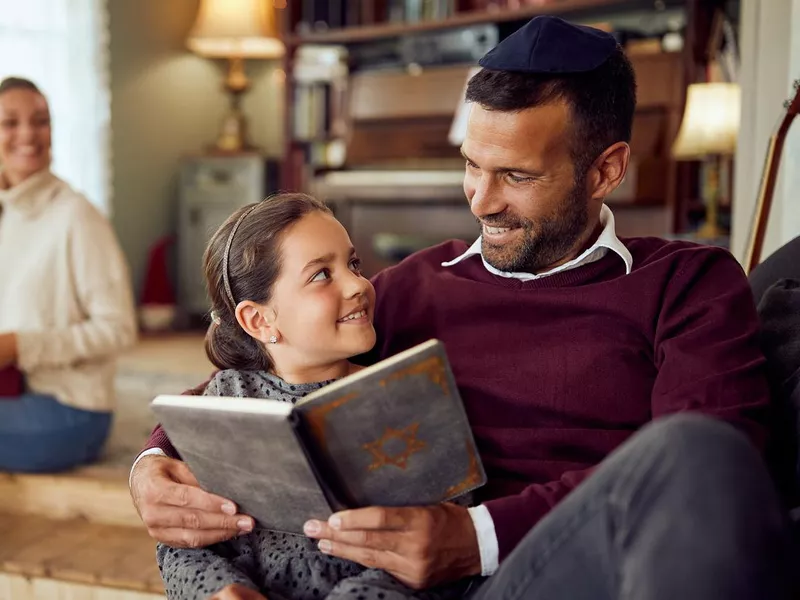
157, 369, 478, 600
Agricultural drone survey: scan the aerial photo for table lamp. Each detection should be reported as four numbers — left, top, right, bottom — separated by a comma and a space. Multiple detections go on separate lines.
187, 0, 285, 152
672, 82, 741, 239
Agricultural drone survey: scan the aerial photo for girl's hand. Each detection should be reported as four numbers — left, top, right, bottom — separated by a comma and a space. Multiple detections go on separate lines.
210, 584, 268, 599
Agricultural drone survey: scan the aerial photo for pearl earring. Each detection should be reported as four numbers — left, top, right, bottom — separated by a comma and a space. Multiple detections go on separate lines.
269, 335, 278, 344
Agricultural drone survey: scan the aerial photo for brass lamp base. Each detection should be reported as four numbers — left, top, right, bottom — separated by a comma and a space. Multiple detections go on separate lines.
694, 155, 727, 241
694, 219, 726, 240
215, 105, 256, 153
212, 57, 259, 153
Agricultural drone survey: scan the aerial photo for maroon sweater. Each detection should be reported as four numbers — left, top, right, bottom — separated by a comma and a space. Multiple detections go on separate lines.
144, 237, 770, 561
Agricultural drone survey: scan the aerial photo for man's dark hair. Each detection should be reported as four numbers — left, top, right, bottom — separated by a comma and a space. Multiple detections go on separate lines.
465, 45, 636, 175
0, 76, 43, 96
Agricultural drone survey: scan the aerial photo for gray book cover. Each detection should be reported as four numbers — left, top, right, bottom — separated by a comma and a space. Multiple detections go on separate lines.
294, 339, 485, 509
151, 339, 485, 534
151, 397, 333, 534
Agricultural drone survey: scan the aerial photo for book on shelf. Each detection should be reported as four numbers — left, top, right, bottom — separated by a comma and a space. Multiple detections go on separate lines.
292, 46, 349, 145
296, 0, 456, 31
150, 339, 486, 534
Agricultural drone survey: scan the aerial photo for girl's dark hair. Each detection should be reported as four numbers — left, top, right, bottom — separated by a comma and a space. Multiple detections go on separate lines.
203, 192, 333, 372
0, 77, 44, 96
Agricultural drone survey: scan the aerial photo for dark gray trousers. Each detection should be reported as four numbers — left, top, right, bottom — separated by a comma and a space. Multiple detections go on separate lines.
470, 413, 795, 600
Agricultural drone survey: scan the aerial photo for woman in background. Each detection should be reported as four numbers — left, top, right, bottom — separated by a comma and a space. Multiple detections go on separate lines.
0, 76, 137, 472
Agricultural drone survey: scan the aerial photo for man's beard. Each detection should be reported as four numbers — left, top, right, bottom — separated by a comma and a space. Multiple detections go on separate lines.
481, 178, 589, 274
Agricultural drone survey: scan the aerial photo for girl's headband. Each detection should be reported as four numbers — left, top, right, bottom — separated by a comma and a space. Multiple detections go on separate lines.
221, 203, 260, 310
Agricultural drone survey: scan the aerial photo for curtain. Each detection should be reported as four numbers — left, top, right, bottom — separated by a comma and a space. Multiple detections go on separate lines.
0, 0, 111, 212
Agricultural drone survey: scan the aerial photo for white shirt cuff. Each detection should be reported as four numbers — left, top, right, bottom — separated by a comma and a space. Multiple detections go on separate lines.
129, 447, 167, 488
467, 504, 500, 576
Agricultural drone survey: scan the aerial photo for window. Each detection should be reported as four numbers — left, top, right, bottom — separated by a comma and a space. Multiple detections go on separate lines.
0, 0, 111, 212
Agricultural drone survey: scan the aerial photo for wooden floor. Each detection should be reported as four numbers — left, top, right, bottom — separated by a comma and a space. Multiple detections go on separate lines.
0, 575, 163, 600
0, 514, 163, 598
0, 464, 140, 527
0, 461, 165, 598
117, 333, 212, 378
0, 334, 222, 599
0, 335, 214, 599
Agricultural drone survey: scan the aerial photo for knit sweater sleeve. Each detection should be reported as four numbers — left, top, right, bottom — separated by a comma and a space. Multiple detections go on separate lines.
15, 196, 138, 371
650, 246, 770, 448
481, 469, 593, 561
484, 247, 772, 561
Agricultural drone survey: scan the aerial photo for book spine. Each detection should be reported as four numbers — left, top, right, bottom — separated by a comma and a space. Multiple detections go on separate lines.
346, 0, 362, 26
388, 0, 405, 22
298, 0, 315, 32
312, 0, 330, 29
360, 0, 375, 23
288, 411, 350, 511
405, 0, 422, 22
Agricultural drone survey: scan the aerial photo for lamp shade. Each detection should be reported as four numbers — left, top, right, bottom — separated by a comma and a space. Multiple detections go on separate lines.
672, 82, 741, 159
187, 0, 284, 59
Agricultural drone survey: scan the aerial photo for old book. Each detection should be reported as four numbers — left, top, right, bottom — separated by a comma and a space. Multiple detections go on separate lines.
151, 339, 485, 534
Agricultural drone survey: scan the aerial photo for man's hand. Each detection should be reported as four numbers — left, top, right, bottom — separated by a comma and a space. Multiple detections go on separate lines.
0, 332, 17, 368
130, 454, 254, 547
303, 503, 481, 590
210, 584, 268, 599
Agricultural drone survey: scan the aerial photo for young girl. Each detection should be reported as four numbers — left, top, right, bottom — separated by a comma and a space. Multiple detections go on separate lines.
157, 193, 474, 600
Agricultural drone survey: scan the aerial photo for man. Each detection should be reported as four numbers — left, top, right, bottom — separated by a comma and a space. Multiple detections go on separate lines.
131, 17, 794, 599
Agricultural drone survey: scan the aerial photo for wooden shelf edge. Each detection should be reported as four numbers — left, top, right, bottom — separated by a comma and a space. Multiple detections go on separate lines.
288, 0, 644, 46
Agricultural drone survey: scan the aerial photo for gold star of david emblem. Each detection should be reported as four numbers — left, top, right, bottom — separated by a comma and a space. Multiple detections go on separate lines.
363, 423, 427, 472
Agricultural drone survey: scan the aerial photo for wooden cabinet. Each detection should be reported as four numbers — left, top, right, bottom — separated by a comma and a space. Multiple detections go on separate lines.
611, 52, 686, 209
633, 52, 685, 110
177, 155, 277, 316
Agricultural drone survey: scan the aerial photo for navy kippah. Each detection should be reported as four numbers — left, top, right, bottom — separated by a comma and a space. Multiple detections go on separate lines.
478, 16, 617, 74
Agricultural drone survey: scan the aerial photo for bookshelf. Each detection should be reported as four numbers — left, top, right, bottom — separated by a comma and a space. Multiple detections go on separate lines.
286, 0, 642, 46
278, 0, 728, 237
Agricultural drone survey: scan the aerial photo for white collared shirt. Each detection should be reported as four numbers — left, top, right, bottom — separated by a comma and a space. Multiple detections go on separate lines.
452, 205, 632, 576
442, 204, 633, 281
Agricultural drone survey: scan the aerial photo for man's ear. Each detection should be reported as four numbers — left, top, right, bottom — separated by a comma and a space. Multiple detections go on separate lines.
588, 142, 630, 201
235, 301, 277, 345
